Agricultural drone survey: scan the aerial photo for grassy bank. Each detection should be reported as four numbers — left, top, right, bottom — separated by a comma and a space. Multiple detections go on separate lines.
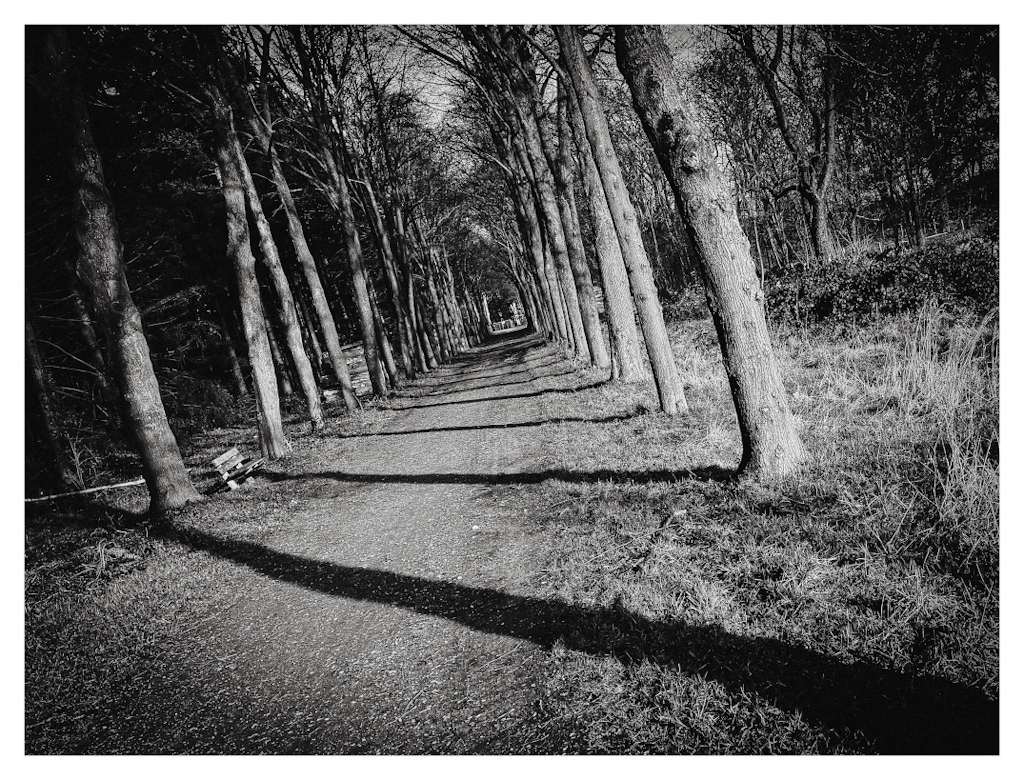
24, 304, 998, 754
516, 303, 998, 753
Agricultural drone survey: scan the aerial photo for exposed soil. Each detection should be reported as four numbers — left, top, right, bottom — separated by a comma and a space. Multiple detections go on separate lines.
74, 333, 592, 754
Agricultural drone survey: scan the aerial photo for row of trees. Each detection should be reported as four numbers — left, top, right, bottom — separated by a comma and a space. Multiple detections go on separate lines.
27, 26, 489, 511
26, 25, 995, 512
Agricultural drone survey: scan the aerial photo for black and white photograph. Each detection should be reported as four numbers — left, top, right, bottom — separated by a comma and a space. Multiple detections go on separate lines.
22, 15, 1003, 759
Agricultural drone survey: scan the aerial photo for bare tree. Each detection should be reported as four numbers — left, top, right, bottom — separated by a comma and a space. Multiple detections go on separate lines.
40, 27, 201, 510
616, 25, 808, 476
555, 25, 687, 414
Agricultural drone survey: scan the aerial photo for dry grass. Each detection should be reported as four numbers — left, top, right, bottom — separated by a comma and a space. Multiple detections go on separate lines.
516, 304, 999, 753
24, 308, 998, 754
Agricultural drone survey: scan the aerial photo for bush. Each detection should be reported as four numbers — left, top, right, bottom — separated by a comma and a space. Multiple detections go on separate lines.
158, 371, 245, 438
766, 232, 998, 323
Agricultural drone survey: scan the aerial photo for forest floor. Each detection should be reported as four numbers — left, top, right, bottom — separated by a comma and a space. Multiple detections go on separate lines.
25, 314, 999, 755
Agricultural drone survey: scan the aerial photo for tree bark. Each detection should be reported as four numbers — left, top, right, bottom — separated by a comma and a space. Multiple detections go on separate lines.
240, 33, 360, 409
64, 258, 119, 412
42, 27, 201, 512
508, 69, 589, 361
566, 83, 645, 382
616, 24, 808, 476
26, 319, 77, 492
555, 25, 687, 414
265, 314, 294, 398
209, 94, 290, 460
554, 81, 611, 369
265, 142, 360, 409
337, 171, 389, 395
231, 130, 324, 430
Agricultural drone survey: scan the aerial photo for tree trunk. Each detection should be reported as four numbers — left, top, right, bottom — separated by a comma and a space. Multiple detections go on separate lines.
616, 24, 808, 476
43, 27, 200, 511
554, 81, 611, 369
567, 83, 645, 382
295, 291, 324, 379
209, 96, 289, 460
511, 84, 589, 361
265, 143, 359, 409
64, 258, 118, 412
265, 315, 294, 398
368, 285, 400, 390
556, 25, 687, 414
26, 318, 76, 492
212, 293, 249, 397
232, 131, 324, 430
358, 171, 416, 379
324, 147, 389, 396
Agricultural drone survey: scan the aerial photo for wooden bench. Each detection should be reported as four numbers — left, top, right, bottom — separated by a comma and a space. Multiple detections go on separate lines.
211, 447, 265, 491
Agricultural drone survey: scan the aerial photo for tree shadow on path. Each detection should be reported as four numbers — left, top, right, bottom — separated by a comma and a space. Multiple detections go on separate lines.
393, 378, 609, 410
166, 525, 998, 755
260, 465, 736, 487
327, 412, 643, 440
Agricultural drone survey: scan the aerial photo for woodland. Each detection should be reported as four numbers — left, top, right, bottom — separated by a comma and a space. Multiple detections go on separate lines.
25, 25, 998, 755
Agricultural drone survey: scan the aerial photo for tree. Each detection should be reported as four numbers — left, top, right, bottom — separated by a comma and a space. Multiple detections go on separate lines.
729, 26, 839, 261
565, 75, 645, 382
241, 26, 361, 409
555, 25, 687, 415
39, 26, 201, 512
202, 41, 291, 459
616, 24, 808, 476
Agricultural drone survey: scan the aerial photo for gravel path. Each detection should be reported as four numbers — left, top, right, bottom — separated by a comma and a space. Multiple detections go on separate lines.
96, 333, 585, 754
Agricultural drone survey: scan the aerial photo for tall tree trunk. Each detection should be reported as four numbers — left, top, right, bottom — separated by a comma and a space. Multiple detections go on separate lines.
212, 292, 249, 397
554, 80, 611, 369
510, 81, 589, 360
64, 258, 118, 412
616, 24, 808, 476
556, 25, 687, 414
243, 31, 359, 408
232, 131, 324, 430
295, 290, 324, 378
209, 96, 289, 460
358, 172, 416, 379
265, 315, 294, 398
368, 285, 400, 390
26, 319, 76, 492
567, 83, 645, 382
265, 143, 359, 409
508, 131, 570, 345
322, 143, 388, 395
42, 27, 200, 511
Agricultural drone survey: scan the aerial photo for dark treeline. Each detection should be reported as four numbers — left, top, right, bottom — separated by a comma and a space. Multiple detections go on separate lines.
25, 25, 998, 510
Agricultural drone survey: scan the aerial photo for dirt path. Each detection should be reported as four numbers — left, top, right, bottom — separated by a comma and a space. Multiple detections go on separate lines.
99, 333, 590, 754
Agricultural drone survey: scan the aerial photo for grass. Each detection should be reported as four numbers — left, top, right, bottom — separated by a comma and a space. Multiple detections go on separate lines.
24, 304, 998, 754
24, 397, 400, 753
513, 303, 999, 753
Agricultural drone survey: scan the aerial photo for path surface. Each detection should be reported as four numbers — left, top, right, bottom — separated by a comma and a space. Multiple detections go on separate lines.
103, 334, 592, 754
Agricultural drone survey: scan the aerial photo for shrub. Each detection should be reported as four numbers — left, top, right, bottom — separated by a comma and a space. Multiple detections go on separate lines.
158, 371, 246, 438
766, 232, 998, 323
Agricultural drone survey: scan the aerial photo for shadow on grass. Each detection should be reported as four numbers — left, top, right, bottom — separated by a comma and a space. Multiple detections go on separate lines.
329, 412, 642, 440
165, 525, 998, 755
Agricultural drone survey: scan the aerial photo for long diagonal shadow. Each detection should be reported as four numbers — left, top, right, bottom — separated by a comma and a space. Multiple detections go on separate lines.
395, 379, 608, 411
330, 412, 641, 440
168, 526, 998, 754
404, 356, 565, 388
397, 368, 579, 400
260, 466, 737, 487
